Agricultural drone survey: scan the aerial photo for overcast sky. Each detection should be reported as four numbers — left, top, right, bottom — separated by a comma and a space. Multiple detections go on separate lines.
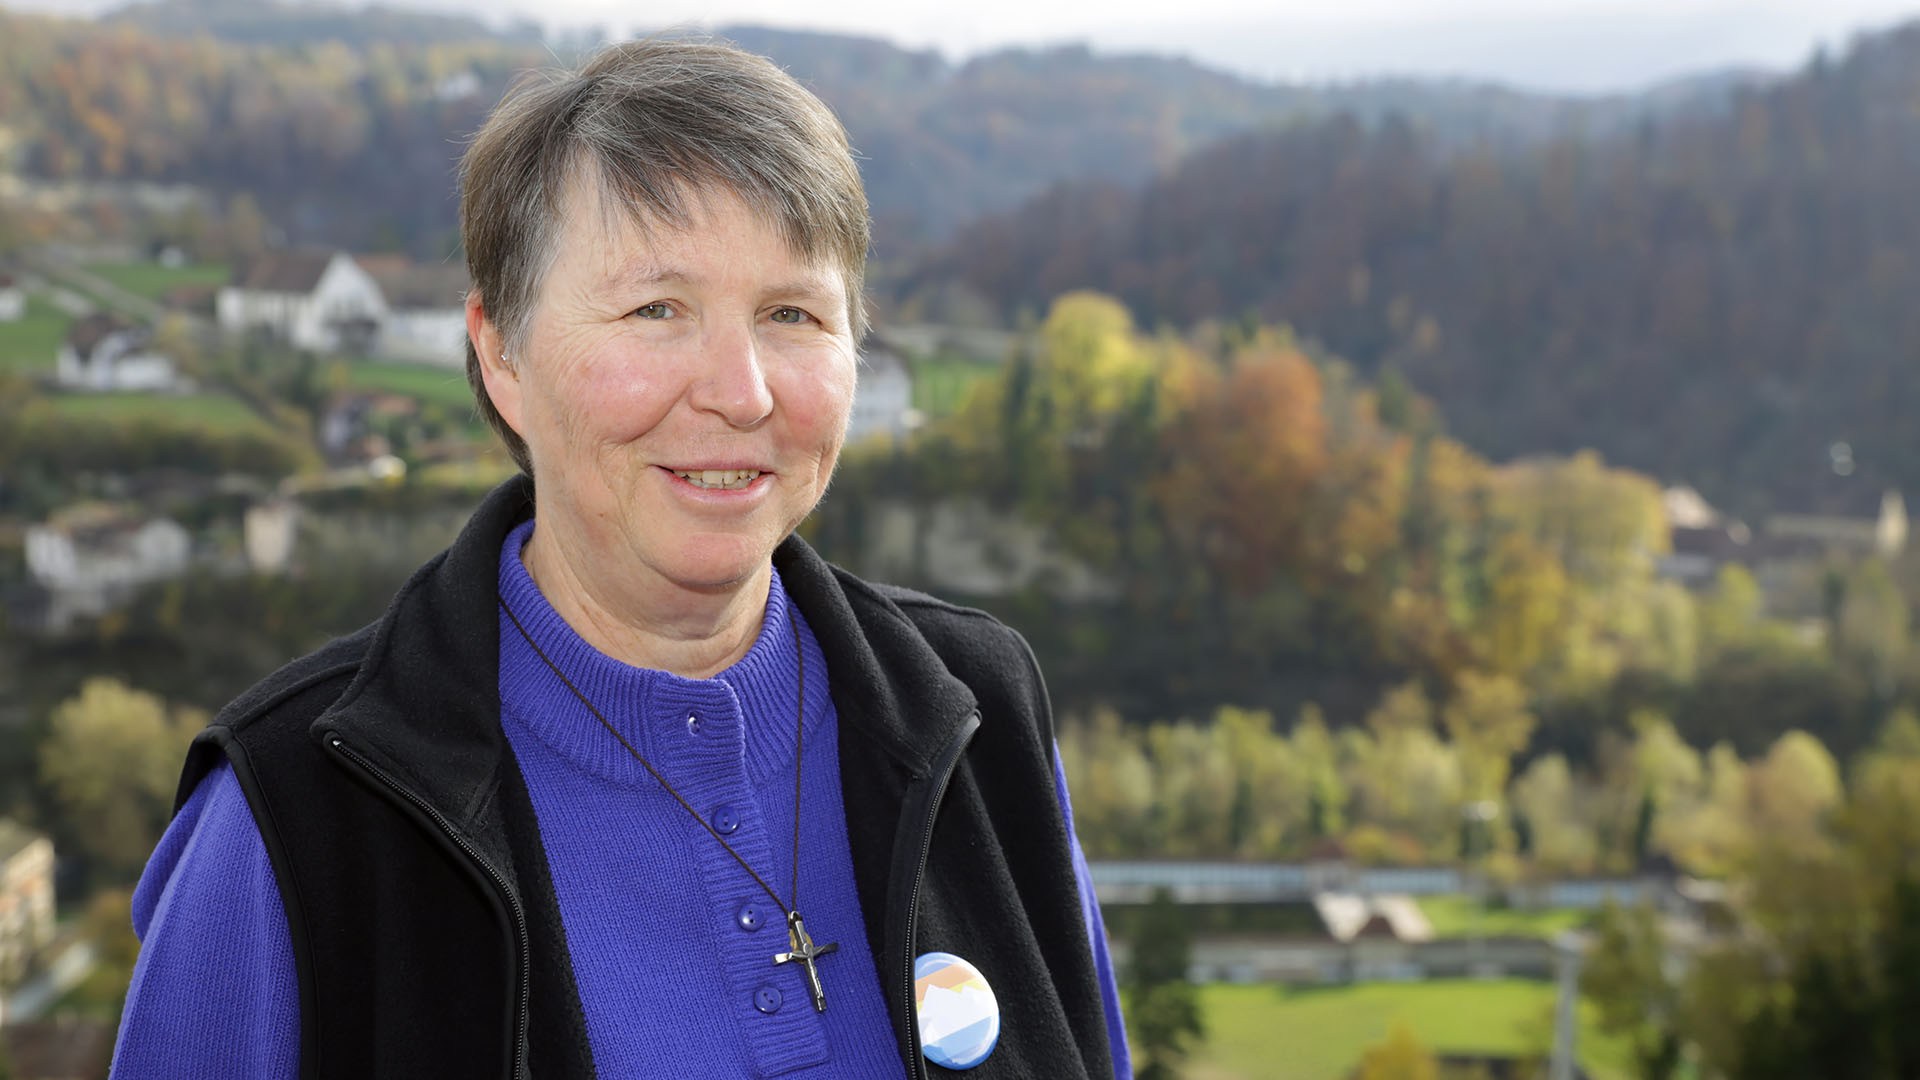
17, 0, 1920, 94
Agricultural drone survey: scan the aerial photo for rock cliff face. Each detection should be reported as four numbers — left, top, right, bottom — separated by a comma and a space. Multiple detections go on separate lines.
852, 497, 1113, 602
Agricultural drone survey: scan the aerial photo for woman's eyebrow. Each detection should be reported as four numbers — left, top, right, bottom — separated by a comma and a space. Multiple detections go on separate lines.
763, 273, 841, 301
600, 262, 839, 303
600, 260, 693, 293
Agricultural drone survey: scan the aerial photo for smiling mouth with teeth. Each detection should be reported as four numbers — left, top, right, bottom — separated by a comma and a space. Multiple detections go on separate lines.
672, 468, 763, 491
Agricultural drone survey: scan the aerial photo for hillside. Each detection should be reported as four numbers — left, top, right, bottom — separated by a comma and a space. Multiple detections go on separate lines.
901, 20, 1920, 518
0, 3, 1755, 258
105, 0, 544, 47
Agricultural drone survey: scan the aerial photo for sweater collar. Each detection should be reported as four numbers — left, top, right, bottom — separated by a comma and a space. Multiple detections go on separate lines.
310, 474, 979, 857
494, 519, 826, 789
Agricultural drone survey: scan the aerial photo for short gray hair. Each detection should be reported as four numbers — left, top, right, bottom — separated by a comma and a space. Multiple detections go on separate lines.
459, 36, 871, 474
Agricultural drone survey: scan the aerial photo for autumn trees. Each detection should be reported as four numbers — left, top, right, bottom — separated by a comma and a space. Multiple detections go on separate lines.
827, 290, 1918, 883
38, 678, 202, 882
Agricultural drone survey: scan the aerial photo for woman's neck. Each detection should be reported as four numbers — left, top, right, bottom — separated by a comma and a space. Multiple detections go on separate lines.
520, 526, 769, 680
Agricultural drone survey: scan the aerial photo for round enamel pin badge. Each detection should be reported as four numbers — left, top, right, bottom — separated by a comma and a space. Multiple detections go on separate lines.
914, 952, 1001, 1070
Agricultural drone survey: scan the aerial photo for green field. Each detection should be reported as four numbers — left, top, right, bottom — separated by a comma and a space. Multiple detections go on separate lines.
1418, 897, 1591, 940
1171, 980, 1634, 1080
911, 356, 998, 417
83, 261, 231, 301
46, 390, 270, 431
346, 359, 480, 414
0, 295, 73, 373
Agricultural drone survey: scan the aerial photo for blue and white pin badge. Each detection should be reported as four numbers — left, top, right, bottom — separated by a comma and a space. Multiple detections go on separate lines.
914, 952, 1001, 1070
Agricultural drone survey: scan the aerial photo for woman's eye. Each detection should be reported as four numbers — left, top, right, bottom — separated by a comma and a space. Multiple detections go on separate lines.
633, 302, 672, 320
770, 307, 810, 325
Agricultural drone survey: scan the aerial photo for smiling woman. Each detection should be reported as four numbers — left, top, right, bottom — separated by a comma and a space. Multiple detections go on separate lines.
469, 183, 860, 676
110, 35, 1132, 1080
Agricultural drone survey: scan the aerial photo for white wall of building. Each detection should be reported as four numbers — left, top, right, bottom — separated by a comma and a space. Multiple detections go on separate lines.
218, 253, 389, 353
848, 357, 915, 445
302, 255, 388, 352
380, 308, 469, 367
55, 333, 185, 392
26, 518, 191, 593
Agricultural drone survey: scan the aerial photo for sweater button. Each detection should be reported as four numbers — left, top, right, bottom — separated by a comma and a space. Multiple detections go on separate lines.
736, 902, 766, 932
753, 984, 783, 1014
686, 713, 702, 736
711, 805, 741, 835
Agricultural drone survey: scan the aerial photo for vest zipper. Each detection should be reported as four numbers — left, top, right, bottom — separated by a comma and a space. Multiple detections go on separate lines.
899, 712, 981, 1080
327, 734, 532, 1080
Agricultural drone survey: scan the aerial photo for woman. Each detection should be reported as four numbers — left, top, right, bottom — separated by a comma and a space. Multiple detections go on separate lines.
110, 37, 1130, 1080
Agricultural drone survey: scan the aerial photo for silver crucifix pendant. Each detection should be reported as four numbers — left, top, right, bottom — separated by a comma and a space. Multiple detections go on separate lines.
773, 910, 839, 1012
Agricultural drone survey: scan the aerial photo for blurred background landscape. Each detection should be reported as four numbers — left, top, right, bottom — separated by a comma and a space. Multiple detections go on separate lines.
0, 0, 1918, 1077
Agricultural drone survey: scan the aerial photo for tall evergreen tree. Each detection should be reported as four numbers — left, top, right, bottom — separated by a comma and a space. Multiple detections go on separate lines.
1125, 886, 1205, 1080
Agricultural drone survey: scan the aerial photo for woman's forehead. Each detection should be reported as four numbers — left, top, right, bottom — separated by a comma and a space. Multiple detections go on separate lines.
554, 176, 839, 295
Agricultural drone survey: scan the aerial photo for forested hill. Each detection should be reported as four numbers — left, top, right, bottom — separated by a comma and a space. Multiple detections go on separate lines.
104, 0, 544, 47
0, 1, 1753, 256
900, 20, 1920, 519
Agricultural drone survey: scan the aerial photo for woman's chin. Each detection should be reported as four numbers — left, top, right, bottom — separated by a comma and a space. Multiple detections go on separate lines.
644, 544, 774, 595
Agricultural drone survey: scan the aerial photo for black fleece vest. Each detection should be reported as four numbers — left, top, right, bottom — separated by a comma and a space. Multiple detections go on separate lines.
176, 477, 1116, 1080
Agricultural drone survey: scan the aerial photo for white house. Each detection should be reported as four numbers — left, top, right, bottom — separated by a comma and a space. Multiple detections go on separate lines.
847, 345, 918, 445
25, 505, 192, 630
359, 256, 471, 367
0, 272, 23, 322
217, 250, 388, 354
55, 313, 188, 393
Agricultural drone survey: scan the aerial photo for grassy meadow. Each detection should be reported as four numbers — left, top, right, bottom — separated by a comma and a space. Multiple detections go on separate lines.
1415, 898, 1591, 941
45, 390, 269, 431
1168, 980, 1634, 1080
82, 261, 230, 302
344, 358, 481, 414
0, 295, 72, 373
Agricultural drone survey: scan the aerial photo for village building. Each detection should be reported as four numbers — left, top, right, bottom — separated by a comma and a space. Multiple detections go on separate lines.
0, 272, 23, 322
160, 283, 219, 319
243, 499, 300, 576
23, 505, 192, 632
216, 250, 387, 354
319, 389, 422, 463
847, 343, 919, 446
1660, 483, 1907, 619
357, 255, 471, 367
0, 820, 54, 989
54, 313, 189, 393
1089, 856, 1705, 986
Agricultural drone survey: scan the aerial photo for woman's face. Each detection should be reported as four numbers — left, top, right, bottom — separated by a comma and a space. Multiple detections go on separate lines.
477, 179, 857, 598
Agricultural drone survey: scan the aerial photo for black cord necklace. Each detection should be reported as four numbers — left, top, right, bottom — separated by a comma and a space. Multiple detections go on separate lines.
497, 591, 839, 1012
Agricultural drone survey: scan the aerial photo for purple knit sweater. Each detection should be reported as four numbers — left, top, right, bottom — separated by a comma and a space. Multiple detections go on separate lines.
111, 521, 1131, 1078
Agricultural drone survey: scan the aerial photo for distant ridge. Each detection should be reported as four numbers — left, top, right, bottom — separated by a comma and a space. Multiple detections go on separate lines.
4, 1, 1766, 248
899, 17, 1920, 517
103, 0, 542, 46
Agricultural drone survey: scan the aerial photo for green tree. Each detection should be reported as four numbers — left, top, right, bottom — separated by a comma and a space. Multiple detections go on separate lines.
1510, 753, 1598, 873
1440, 671, 1536, 799
1582, 900, 1683, 1080
1882, 877, 1920, 1077
1833, 560, 1909, 698
38, 678, 203, 881
1747, 730, 1842, 853
1125, 887, 1205, 1080
1697, 564, 1768, 658
1353, 1022, 1439, 1080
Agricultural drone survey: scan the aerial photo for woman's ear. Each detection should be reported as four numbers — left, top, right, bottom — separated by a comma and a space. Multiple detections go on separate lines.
467, 290, 525, 435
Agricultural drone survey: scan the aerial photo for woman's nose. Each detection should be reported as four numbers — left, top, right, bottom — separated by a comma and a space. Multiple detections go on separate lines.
689, 324, 775, 429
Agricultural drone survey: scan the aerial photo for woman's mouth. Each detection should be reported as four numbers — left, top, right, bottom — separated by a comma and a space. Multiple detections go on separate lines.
670, 469, 762, 491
